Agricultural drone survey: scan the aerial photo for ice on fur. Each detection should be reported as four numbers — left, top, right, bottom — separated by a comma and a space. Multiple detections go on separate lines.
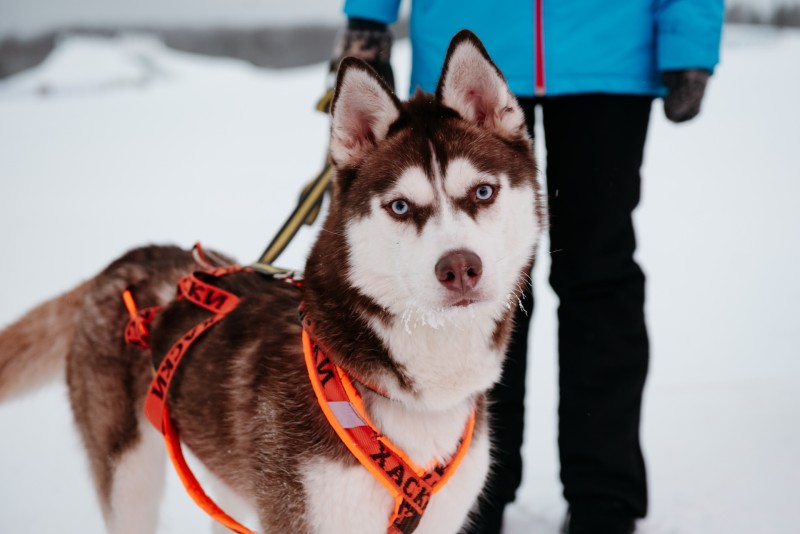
0, 31, 542, 534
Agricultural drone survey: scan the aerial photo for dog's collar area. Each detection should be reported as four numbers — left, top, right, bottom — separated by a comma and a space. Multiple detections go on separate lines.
300, 309, 476, 534
297, 304, 391, 400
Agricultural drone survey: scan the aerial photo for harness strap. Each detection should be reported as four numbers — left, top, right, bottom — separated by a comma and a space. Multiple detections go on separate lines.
122, 290, 160, 350
123, 263, 257, 534
162, 407, 255, 534
143, 265, 251, 431
301, 326, 476, 534
144, 312, 228, 431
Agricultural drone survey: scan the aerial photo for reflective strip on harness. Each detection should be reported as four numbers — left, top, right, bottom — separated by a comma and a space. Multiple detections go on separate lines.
301, 327, 476, 534
328, 401, 368, 429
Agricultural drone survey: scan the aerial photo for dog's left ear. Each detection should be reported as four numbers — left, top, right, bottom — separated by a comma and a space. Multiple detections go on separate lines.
436, 30, 527, 140
330, 58, 403, 167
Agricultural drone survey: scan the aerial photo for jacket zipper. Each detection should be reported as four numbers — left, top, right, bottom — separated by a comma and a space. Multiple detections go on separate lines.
535, 0, 546, 95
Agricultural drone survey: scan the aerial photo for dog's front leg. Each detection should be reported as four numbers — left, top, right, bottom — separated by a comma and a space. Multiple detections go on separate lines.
413, 429, 491, 534
251, 467, 319, 534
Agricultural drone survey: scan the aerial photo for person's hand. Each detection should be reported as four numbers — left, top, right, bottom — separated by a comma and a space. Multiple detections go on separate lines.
324, 18, 394, 112
662, 69, 711, 123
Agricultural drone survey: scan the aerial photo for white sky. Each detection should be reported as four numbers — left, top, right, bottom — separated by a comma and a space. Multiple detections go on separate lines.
0, 0, 345, 37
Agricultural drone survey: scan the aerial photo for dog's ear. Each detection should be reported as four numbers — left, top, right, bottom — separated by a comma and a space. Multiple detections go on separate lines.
436, 30, 527, 140
329, 58, 402, 167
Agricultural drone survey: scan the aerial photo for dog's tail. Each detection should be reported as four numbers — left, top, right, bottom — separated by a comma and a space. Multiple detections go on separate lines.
0, 281, 89, 402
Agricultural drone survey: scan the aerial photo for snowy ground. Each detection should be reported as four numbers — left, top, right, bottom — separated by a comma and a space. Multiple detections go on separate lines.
1, 25, 799, 534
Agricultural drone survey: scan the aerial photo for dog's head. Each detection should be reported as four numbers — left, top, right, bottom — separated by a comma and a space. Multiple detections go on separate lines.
325, 30, 540, 318
306, 31, 543, 407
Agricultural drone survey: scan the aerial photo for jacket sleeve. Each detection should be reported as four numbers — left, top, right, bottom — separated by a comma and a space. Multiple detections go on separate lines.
343, 0, 403, 25
656, 0, 724, 72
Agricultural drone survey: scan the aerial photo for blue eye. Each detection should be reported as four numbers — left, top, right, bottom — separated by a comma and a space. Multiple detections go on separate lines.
475, 184, 494, 200
390, 199, 410, 215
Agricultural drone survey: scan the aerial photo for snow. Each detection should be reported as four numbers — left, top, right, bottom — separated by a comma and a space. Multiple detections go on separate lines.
1, 24, 799, 533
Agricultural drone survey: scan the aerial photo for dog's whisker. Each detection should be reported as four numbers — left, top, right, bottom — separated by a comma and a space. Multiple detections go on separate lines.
318, 228, 347, 237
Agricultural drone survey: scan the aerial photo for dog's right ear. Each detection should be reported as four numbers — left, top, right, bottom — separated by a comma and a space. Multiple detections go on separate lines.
329, 58, 402, 168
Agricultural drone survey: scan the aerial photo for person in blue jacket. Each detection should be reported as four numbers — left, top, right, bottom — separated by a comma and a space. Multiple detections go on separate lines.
329, 2, 723, 533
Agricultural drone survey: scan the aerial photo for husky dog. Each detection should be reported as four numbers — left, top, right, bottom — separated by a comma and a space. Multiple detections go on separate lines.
0, 31, 542, 534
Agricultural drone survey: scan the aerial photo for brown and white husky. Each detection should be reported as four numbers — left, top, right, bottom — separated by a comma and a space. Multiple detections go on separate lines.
0, 31, 542, 534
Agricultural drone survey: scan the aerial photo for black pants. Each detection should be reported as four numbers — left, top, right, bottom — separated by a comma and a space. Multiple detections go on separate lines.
467, 94, 652, 532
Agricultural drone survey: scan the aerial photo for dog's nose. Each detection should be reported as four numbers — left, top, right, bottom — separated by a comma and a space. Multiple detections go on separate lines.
435, 249, 483, 292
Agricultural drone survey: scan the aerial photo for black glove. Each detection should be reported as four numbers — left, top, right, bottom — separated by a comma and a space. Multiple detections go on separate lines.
662, 69, 711, 123
328, 18, 395, 93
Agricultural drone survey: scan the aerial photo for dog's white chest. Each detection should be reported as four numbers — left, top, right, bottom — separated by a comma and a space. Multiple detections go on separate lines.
301, 427, 489, 534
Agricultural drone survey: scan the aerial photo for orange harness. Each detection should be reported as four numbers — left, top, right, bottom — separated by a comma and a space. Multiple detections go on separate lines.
122, 259, 474, 534
300, 310, 475, 534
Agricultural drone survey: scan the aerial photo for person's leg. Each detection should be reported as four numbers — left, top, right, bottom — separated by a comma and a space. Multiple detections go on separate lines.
463, 96, 538, 534
541, 94, 652, 531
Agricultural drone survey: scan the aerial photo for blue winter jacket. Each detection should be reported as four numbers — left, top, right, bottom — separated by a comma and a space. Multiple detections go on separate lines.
343, 0, 724, 97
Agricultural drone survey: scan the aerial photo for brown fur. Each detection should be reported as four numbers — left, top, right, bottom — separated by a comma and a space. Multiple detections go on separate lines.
0, 281, 88, 402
